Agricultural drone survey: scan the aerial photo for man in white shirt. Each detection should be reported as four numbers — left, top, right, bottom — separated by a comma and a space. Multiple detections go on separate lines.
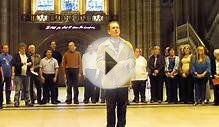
40, 49, 59, 104
131, 48, 147, 103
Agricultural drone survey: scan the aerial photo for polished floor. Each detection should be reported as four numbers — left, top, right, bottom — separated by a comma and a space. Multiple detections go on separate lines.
1, 105, 219, 127
0, 88, 218, 127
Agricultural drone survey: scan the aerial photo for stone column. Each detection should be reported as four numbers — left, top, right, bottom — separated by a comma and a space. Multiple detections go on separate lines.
129, 0, 136, 47
119, 0, 130, 41
9, 0, 20, 54
21, 0, 31, 21
143, 0, 153, 57
153, 0, 161, 46
109, 0, 118, 20
113, 0, 118, 16
0, 0, 9, 44
136, 0, 143, 50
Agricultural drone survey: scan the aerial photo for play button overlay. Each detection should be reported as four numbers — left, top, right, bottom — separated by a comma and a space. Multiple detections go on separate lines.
105, 52, 117, 75
83, 37, 135, 89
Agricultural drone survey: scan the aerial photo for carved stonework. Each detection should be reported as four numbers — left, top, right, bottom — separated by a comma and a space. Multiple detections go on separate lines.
118, 0, 161, 58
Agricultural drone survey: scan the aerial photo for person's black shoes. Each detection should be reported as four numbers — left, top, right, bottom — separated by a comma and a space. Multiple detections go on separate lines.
91, 101, 96, 104
65, 100, 72, 104
14, 102, 19, 107
141, 100, 147, 103
0, 103, 2, 109
74, 100, 79, 104
83, 100, 89, 104
51, 101, 58, 104
150, 100, 154, 103
132, 99, 139, 103
55, 100, 61, 104
100, 100, 105, 103
25, 103, 34, 107
6, 100, 12, 105
158, 100, 162, 104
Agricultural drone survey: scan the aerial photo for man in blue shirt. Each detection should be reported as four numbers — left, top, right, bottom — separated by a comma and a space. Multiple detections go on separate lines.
0, 48, 5, 109
1, 44, 13, 105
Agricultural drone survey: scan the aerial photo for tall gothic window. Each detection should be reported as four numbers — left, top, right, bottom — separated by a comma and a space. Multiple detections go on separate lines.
36, 0, 54, 11
61, 0, 80, 11
86, 0, 104, 11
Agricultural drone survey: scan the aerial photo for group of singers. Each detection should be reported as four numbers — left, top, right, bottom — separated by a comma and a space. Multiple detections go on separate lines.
1, 40, 219, 109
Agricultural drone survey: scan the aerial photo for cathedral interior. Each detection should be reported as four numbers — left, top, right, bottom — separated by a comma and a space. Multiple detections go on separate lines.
1, 0, 219, 127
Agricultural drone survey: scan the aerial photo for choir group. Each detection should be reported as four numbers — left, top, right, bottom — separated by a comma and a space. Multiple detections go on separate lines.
1, 40, 219, 109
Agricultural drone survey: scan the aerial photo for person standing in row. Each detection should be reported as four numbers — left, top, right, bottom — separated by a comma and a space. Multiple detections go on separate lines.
212, 49, 219, 105
82, 45, 100, 104
28, 44, 42, 104
148, 46, 164, 103
1, 44, 13, 104
49, 41, 62, 103
178, 45, 185, 102
12, 43, 33, 107
132, 48, 147, 103
0, 54, 4, 109
164, 46, 170, 102
179, 45, 194, 104
63, 42, 82, 104
40, 49, 59, 104
192, 46, 211, 105
164, 48, 179, 104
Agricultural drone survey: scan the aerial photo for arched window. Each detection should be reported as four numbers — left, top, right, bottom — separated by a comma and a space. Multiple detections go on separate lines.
36, 0, 54, 11
86, 0, 104, 11
61, 0, 80, 11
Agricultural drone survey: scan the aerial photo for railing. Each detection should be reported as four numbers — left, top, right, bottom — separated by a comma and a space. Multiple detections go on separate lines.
206, 0, 219, 31
207, 14, 219, 39
21, 11, 112, 23
176, 22, 206, 50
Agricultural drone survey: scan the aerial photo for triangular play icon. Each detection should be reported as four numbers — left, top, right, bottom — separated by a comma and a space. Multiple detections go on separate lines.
105, 52, 117, 75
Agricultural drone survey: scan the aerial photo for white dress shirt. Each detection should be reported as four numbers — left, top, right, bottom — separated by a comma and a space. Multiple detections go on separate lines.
19, 52, 27, 76
132, 55, 147, 81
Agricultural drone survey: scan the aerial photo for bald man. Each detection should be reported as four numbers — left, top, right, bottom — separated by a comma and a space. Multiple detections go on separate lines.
63, 42, 82, 104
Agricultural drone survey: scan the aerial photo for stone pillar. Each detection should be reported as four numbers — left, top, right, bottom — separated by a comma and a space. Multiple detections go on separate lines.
117, 0, 161, 57
113, 0, 118, 16
143, 0, 153, 57
0, 0, 9, 45
21, 0, 31, 21
129, 0, 136, 47
119, 0, 130, 41
136, 0, 143, 50
109, 0, 118, 20
153, 0, 161, 46
9, 0, 20, 54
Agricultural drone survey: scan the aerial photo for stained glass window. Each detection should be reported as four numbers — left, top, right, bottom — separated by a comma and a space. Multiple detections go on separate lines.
36, 0, 54, 11
86, 0, 104, 11
61, 0, 79, 11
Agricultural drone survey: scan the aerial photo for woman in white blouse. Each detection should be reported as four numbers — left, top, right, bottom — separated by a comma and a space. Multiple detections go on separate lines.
165, 48, 179, 104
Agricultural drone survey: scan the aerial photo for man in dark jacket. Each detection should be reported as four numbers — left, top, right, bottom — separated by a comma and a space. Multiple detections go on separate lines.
12, 43, 33, 107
